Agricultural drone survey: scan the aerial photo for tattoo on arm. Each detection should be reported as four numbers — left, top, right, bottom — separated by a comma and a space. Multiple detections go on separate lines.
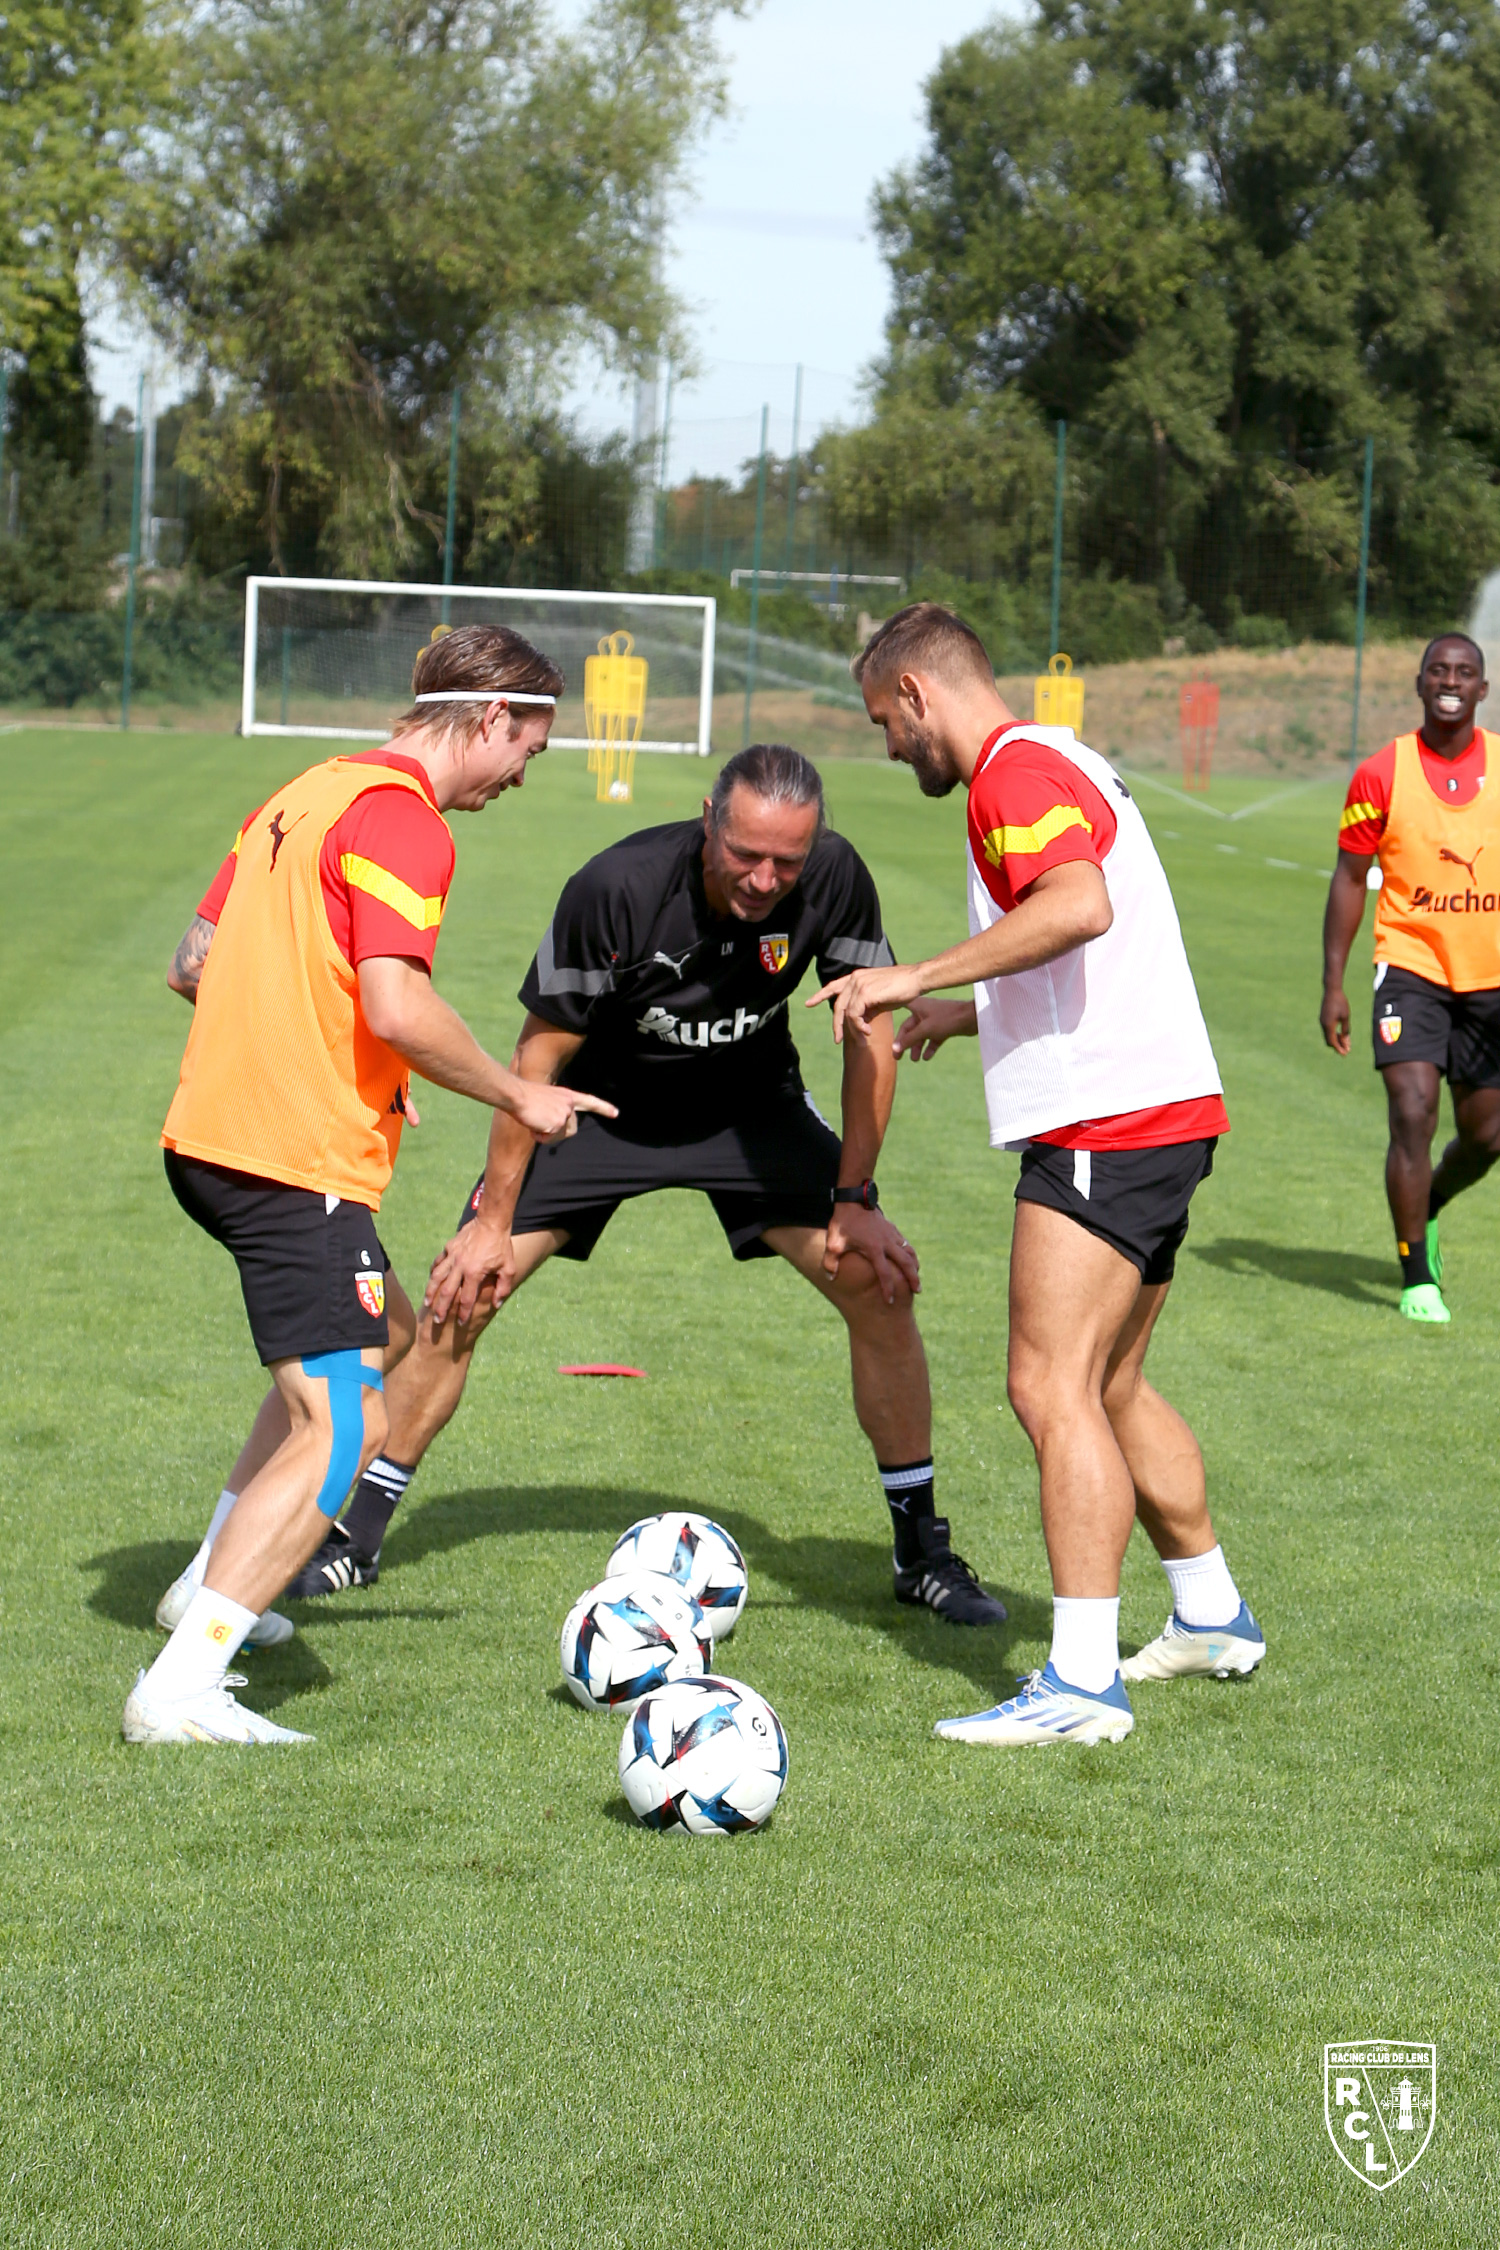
169, 915, 216, 1000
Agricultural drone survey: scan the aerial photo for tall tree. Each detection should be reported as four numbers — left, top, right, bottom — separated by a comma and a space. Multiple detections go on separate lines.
116, 0, 744, 577
0, 1, 150, 465
854, 0, 1500, 636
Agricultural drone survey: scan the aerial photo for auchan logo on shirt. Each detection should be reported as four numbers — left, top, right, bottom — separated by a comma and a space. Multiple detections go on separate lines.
636, 999, 787, 1048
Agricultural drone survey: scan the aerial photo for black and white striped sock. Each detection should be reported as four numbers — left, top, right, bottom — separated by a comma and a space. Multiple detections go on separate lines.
341, 1455, 415, 1559
879, 1457, 936, 1569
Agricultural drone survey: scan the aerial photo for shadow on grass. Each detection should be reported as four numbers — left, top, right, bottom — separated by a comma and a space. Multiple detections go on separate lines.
77, 1539, 336, 1713
1191, 1236, 1399, 1306
380, 1484, 1049, 1701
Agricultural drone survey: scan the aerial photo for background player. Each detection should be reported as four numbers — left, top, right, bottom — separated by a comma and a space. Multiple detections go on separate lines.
127, 626, 615, 1745
1321, 633, 1500, 1323
814, 603, 1263, 1746
288, 743, 1007, 1627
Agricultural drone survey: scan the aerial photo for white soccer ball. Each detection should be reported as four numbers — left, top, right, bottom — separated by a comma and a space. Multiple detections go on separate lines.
605, 1512, 748, 1639
560, 1571, 709, 1713
618, 1674, 788, 1835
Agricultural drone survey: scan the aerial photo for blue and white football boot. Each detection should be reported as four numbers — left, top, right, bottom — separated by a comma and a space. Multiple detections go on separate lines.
933, 1662, 1134, 1746
1121, 1601, 1265, 1682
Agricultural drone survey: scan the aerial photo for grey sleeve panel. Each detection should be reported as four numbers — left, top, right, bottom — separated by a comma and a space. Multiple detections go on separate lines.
534, 920, 616, 997
823, 933, 896, 969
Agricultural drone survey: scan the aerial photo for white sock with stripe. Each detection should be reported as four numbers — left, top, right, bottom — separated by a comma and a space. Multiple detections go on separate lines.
1162, 1544, 1241, 1629
141, 1586, 259, 1704
1048, 1596, 1120, 1694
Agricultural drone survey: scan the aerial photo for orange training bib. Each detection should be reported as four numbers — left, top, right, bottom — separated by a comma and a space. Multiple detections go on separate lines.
1372, 732, 1500, 993
162, 758, 444, 1205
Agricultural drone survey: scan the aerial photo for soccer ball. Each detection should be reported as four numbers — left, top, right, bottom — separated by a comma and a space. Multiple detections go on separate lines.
560, 1571, 709, 1713
618, 1674, 788, 1834
605, 1512, 748, 1639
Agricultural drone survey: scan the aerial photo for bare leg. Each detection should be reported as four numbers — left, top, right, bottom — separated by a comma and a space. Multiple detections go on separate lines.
1382, 1059, 1441, 1249
1005, 1203, 1145, 1597
1430, 1081, 1500, 1213
222, 1272, 419, 1500
380, 1230, 567, 1468
1099, 1280, 1216, 1561
763, 1224, 930, 1462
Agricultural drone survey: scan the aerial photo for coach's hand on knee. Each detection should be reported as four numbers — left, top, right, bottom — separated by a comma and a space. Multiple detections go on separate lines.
425, 1216, 515, 1328
824, 1206, 921, 1303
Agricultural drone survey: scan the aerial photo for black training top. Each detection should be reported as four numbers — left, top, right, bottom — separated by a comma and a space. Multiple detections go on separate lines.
517, 818, 894, 1136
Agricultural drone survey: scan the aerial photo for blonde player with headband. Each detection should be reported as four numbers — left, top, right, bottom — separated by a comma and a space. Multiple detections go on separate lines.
133, 625, 617, 1745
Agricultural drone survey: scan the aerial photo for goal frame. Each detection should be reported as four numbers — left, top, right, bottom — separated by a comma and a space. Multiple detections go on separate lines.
241, 576, 717, 756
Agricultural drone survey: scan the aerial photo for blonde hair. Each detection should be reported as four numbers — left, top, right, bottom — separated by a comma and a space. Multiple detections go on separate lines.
393, 623, 565, 743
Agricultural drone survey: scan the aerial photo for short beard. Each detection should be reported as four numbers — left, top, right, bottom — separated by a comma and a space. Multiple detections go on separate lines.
903, 722, 962, 799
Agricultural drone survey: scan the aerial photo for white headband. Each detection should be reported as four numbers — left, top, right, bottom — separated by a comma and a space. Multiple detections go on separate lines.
414, 690, 556, 706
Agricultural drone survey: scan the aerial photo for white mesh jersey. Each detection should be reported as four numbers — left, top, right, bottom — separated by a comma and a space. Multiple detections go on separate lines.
965, 727, 1223, 1147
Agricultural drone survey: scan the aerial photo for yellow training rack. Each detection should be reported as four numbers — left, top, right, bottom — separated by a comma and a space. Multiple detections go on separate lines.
584, 631, 649, 804
1033, 651, 1084, 731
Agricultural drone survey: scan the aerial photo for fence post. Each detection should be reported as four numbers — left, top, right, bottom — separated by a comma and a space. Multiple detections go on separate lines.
653, 363, 673, 569
0, 362, 8, 529
1350, 437, 1375, 765
441, 387, 462, 622
783, 363, 803, 575
742, 404, 770, 750
1049, 419, 1067, 660
120, 370, 146, 731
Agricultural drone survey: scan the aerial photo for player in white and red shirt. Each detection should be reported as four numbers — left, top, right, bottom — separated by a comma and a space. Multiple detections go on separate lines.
812, 602, 1264, 1748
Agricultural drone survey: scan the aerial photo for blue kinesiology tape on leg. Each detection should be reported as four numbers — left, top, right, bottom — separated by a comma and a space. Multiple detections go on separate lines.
302, 1351, 383, 1517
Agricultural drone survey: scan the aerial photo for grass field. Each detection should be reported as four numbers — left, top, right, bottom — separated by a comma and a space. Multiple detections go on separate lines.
2, 731, 1497, 2248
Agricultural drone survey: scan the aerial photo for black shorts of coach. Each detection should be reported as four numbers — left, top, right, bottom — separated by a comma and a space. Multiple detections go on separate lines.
165, 1150, 392, 1364
456, 1094, 842, 1262
1014, 1137, 1218, 1286
1370, 961, 1500, 1087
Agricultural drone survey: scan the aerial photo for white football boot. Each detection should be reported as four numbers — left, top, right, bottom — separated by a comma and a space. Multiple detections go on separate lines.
122, 1671, 312, 1745
1122, 1601, 1265, 1682
934, 1662, 1135, 1746
155, 1569, 294, 1648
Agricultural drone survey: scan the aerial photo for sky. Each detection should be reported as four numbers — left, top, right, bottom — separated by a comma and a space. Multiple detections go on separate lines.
89, 0, 1008, 481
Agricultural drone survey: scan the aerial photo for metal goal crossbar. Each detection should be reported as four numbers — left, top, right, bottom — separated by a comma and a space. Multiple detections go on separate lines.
241, 577, 717, 756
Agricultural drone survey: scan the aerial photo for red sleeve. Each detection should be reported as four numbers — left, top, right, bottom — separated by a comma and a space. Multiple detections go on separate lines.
1339, 744, 1394, 855
197, 797, 272, 921
322, 789, 456, 969
967, 744, 1118, 913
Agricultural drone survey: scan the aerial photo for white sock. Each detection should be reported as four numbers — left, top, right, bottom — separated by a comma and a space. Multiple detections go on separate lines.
1162, 1545, 1241, 1629
140, 1586, 258, 1704
1048, 1596, 1120, 1694
185, 1489, 240, 1589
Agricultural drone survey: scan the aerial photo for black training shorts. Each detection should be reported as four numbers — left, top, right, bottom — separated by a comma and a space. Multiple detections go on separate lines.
165, 1150, 391, 1364
1014, 1136, 1218, 1285
456, 1094, 842, 1262
1371, 961, 1500, 1087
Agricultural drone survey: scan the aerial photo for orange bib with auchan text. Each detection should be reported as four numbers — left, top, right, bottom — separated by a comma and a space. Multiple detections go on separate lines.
162, 758, 444, 1206
1373, 732, 1500, 994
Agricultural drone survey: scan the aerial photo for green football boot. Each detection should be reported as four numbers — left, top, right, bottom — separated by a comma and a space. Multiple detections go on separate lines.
1400, 1281, 1451, 1325
1426, 1216, 1443, 1288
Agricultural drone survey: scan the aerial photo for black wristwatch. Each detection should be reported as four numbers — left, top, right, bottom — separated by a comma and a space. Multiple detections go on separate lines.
833, 1179, 880, 1210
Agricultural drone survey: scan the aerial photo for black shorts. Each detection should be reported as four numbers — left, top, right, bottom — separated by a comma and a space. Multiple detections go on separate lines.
1371, 962, 1500, 1087
456, 1095, 842, 1262
165, 1151, 391, 1364
1014, 1137, 1218, 1285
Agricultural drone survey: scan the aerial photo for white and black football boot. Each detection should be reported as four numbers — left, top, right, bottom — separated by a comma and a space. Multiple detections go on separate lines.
283, 1522, 379, 1599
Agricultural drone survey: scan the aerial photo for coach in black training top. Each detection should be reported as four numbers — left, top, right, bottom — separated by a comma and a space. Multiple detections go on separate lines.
289, 745, 1007, 1626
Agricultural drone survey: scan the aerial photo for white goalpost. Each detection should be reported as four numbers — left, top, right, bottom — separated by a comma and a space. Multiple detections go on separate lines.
240, 577, 717, 757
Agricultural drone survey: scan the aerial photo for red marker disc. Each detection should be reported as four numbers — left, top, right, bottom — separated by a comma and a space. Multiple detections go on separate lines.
558, 1363, 647, 1378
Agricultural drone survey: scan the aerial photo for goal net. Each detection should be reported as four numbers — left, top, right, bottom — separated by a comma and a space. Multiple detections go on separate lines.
240, 578, 716, 756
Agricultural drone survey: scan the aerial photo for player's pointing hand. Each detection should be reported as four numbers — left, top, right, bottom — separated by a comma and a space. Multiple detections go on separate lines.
508, 1081, 618, 1144
807, 963, 924, 1045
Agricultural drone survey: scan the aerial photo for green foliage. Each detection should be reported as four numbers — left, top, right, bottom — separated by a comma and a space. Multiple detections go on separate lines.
849, 0, 1500, 641
0, 2, 153, 463
0, 440, 116, 611
115, 0, 744, 579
